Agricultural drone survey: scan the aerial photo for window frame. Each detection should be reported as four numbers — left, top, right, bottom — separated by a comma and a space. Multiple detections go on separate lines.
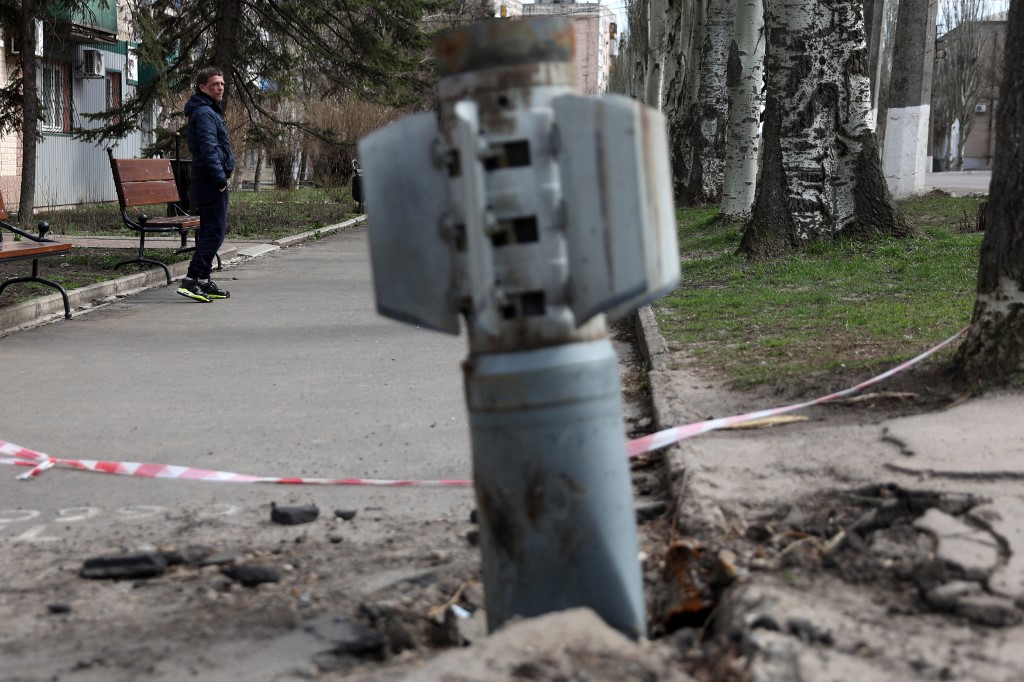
40, 59, 72, 134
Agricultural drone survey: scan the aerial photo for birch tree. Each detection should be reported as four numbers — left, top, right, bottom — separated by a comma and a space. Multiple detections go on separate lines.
646, 0, 669, 108
720, 0, 765, 219
671, 0, 734, 205
661, 0, 705, 200
953, 0, 1024, 385
740, 0, 910, 258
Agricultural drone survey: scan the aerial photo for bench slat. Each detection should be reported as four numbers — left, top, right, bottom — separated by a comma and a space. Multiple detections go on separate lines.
114, 159, 176, 182
120, 179, 184, 207
144, 216, 200, 229
0, 241, 72, 260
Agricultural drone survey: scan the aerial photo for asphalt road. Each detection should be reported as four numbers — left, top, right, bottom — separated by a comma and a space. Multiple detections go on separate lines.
0, 227, 474, 543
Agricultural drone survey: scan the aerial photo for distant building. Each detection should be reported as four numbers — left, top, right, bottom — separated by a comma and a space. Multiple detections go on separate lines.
0, 0, 152, 210
495, 0, 616, 95
929, 12, 1007, 171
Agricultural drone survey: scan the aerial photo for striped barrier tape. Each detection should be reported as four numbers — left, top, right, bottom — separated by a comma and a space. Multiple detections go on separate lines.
1, 327, 968, 487
626, 326, 968, 458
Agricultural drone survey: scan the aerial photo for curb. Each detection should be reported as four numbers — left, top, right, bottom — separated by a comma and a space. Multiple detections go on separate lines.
633, 304, 729, 536
0, 215, 367, 337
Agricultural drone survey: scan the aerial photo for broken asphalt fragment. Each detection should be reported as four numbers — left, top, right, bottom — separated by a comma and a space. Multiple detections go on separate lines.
271, 502, 320, 525
80, 552, 168, 580
222, 564, 281, 587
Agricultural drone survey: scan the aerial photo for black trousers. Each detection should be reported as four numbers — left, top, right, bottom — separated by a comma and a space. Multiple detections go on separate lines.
187, 179, 228, 280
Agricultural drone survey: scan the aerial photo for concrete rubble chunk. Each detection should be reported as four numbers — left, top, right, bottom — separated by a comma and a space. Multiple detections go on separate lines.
969, 498, 1024, 601
271, 502, 320, 526
222, 565, 281, 588
395, 608, 694, 681
954, 594, 1023, 628
913, 508, 1001, 579
80, 552, 168, 580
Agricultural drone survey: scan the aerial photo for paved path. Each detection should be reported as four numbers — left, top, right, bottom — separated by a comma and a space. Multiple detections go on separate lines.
925, 170, 992, 195
0, 227, 473, 542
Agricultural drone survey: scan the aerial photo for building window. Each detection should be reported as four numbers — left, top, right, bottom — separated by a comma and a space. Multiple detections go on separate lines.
41, 60, 71, 133
106, 71, 122, 125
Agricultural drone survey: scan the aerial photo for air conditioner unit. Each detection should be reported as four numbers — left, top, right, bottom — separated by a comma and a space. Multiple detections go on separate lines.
79, 49, 104, 79
974, 103, 988, 114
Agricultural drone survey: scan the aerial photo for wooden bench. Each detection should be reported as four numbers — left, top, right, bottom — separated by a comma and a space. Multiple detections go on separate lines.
0, 190, 73, 319
107, 148, 218, 285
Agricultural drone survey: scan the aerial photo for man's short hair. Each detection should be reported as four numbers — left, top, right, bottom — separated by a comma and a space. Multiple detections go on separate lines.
196, 67, 225, 89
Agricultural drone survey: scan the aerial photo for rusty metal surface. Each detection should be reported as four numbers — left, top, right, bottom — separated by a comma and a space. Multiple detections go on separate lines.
434, 17, 575, 77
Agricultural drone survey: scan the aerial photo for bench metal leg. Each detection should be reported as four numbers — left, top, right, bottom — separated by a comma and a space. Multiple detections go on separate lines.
0, 274, 72, 319
116, 230, 172, 285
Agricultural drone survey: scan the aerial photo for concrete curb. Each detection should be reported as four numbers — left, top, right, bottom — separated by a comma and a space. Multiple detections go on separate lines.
272, 215, 367, 247
0, 215, 367, 337
633, 304, 729, 536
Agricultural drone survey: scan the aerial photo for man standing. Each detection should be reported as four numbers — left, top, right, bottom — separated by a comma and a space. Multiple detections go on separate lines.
177, 67, 235, 302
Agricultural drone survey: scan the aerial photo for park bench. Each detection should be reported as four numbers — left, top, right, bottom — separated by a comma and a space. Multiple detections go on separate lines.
0, 190, 73, 319
107, 148, 219, 285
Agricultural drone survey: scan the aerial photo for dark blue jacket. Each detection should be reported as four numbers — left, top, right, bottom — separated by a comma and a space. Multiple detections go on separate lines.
185, 91, 234, 189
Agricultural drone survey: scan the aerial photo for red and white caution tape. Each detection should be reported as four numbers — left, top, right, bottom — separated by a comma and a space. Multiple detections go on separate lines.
1, 327, 968, 486
0, 439, 471, 487
626, 326, 968, 459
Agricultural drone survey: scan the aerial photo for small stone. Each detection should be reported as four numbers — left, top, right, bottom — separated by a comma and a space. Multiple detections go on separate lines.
955, 594, 1023, 627
222, 565, 281, 588
80, 552, 167, 580
198, 549, 237, 567
271, 503, 320, 525
924, 581, 982, 611
636, 499, 667, 522
469, 508, 478, 524
306, 613, 387, 657
47, 603, 71, 614
786, 617, 834, 645
466, 530, 480, 547
329, 533, 345, 544
334, 509, 358, 521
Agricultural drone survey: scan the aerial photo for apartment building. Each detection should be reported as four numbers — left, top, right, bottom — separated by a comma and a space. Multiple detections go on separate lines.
495, 0, 617, 95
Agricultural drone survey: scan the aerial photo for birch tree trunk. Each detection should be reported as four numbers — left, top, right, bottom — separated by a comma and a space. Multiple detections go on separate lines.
673, 0, 734, 205
740, 0, 910, 258
646, 0, 669, 108
720, 0, 765, 218
954, 0, 1024, 385
663, 0, 705, 196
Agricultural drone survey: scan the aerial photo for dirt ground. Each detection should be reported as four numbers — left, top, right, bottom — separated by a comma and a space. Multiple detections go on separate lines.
2, 315, 1019, 681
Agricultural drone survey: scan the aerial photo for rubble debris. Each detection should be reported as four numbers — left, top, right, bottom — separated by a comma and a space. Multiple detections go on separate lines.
304, 614, 386, 670
271, 502, 320, 526
46, 603, 71, 614
913, 508, 1001, 580
636, 499, 668, 522
80, 552, 168, 580
334, 509, 358, 521
198, 549, 238, 567
466, 529, 480, 547
222, 565, 281, 587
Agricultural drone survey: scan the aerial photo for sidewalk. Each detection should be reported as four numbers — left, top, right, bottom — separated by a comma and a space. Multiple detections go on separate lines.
636, 307, 1024, 679
0, 216, 366, 337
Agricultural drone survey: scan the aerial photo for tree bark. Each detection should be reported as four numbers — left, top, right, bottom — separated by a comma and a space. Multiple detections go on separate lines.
740, 0, 910, 258
646, 0, 669, 108
720, 0, 765, 219
683, 0, 733, 205
953, 0, 1024, 385
18, 0, 38, 224
212, 0, 243, 99
663, 0, 707, 200
882, 0, 937, 196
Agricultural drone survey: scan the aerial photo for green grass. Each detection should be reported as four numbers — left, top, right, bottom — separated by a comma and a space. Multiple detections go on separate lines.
0, 248, 192, 306
655, 195, 987, 390
41, 186, 358, 242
